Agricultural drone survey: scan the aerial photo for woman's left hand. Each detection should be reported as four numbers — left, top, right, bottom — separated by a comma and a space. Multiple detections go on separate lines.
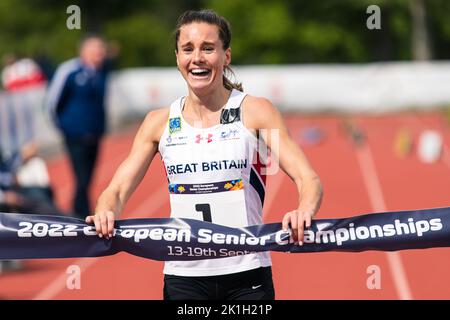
282, 208, 315, 244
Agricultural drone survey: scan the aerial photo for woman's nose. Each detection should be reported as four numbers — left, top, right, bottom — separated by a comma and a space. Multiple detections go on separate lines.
193, 49, 205, 63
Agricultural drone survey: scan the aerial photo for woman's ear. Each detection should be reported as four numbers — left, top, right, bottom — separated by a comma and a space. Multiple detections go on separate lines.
225, 47, 231, 67
175, 51, 180, 71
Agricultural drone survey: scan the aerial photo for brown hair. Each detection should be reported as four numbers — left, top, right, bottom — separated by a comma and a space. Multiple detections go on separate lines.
174, 9, 243, 92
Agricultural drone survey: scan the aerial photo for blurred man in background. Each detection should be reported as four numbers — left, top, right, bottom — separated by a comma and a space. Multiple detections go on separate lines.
1, 54, 45, 165
1, 53, 56, 207
46, 35, 111, 219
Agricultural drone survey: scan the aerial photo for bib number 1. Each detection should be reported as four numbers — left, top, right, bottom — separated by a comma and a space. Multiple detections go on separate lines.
169, 190, 247, 227
195, 203, 212, 222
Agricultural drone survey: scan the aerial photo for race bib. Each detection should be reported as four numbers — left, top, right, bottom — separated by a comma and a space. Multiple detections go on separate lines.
168, 179, 247, 227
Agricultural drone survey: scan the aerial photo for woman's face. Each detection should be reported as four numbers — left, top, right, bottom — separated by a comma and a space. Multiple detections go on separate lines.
176, 22, 231, 93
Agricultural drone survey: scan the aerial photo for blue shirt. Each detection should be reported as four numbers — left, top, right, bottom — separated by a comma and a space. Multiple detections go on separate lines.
46, 58, 109, 139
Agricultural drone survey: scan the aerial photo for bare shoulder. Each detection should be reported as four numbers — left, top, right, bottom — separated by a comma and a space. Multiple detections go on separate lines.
140, 107, 170, 143
242, 95, 281, 129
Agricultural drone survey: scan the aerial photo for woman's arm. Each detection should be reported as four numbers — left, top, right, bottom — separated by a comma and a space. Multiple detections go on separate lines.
243, 96, 323, 243
86, 108, 169, 238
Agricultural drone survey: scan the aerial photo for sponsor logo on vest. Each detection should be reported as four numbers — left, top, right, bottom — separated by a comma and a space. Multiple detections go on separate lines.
169, 117, 182, 134
195, 133, 213, 144
220, 129, 240, 141
165, 134, 188, 147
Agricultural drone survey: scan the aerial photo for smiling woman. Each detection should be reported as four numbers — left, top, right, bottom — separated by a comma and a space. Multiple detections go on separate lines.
174, 10, 242, 94
88, 9, 323, 301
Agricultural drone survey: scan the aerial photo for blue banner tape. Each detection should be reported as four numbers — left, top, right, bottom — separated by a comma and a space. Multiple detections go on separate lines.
1, 206, 449, 261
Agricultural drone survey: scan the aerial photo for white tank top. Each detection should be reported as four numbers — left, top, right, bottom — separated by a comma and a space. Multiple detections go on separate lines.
158, 89, 272, 276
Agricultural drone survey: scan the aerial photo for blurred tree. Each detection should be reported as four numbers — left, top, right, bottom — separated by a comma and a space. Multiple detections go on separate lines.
0, 0, 448, 67
425, 0, 450, 60
104, 13, 174, 67
409, 0, 432, 60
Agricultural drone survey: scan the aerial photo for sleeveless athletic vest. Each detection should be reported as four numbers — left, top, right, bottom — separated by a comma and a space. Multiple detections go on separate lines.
158, 89, 271, 276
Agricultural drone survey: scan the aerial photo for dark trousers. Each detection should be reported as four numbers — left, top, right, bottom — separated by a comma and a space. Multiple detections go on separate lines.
164, 266, 275, 300
64, 137, 100, 218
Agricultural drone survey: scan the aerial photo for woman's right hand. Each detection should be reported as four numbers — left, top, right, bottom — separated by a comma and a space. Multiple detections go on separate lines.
85, 211, 115, 239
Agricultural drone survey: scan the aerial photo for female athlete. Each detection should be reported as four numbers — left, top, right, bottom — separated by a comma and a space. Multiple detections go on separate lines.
87, 9, 323, 300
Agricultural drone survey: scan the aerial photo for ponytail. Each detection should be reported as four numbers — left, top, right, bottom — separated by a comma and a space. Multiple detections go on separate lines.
223, 65, 243, 92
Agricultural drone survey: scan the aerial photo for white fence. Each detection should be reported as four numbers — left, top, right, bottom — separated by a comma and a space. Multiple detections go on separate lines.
108, 61, 450, 119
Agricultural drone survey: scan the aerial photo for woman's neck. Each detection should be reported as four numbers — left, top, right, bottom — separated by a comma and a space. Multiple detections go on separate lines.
185, 86, 232, 117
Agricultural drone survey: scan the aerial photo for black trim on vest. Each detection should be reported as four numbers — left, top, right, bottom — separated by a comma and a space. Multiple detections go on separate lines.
250, 168, 265, 206
220, 107, 241, 124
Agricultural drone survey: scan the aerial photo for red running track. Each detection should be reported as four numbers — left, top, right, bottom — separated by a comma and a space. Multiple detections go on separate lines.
0, 112, 448, 300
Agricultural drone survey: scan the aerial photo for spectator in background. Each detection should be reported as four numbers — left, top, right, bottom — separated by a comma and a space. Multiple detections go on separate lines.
2, 54, 46, 92
1, 53, 55, 207
0, 148, 62, 274
0, 149, 61, 215
1, 54, 46, 156
45, 35, 112, 219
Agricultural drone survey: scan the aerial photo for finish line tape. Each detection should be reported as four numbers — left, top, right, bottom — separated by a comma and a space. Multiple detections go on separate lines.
1, 206, 449, 261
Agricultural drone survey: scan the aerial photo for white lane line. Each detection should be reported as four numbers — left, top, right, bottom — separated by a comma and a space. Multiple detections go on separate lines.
32, 185, 168, 300
355, 143, 413, 300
